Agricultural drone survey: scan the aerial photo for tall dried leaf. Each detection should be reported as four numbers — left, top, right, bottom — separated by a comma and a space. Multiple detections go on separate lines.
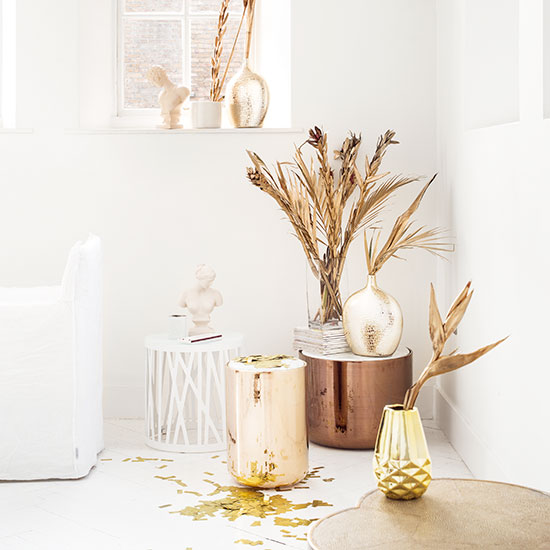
424, 337, 508, 381
429, 284, 445, 353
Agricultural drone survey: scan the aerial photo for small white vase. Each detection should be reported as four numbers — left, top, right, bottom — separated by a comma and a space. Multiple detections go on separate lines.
191, 100, 222, 129
343, 275, 403, 357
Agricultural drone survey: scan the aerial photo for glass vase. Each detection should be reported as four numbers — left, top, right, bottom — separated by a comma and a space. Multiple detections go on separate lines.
306, 262, 348, 329
373, 404, 432, 500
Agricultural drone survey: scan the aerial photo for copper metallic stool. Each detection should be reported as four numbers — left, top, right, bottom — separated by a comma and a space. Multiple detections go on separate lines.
225, 355, 308, 488
301, 347, 412, 449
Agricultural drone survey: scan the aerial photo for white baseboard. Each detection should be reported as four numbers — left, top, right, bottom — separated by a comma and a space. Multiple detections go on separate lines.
434, 386, 508, 482
417, 383, 434, 420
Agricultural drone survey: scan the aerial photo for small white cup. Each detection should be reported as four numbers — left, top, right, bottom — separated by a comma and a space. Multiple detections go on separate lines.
169, 314, 188, 340
191, 100, 222, 129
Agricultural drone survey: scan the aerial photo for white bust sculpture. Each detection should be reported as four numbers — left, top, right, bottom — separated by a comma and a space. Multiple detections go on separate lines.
146, 66, 190, 129
179, 265, 223, 335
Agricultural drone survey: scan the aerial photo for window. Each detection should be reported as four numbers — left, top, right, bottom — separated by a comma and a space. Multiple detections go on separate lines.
118, 0, 246, 114
0, 0, 15, 128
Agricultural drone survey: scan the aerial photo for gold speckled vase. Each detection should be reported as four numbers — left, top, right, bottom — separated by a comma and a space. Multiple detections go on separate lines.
225, 355, 308, 488
373, 404, 432, 500
225, 60, 269, 128
343, 275, 403, 357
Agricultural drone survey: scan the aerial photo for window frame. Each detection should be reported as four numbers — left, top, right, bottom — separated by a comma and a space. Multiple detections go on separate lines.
116, 0, 248, 118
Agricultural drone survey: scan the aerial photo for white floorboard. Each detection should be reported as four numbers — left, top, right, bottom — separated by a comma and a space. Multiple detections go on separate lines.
0, 419, 472, 550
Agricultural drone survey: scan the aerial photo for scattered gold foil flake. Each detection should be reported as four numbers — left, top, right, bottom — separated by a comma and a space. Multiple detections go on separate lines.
280, 529, 290, 534
293, 486, 309, 489
211, 455, 219, 459
157, 465, 168, 469
155, 475, 176, 480
282, 534, 295, 538
296, 537, 307, 541
177, 490, 183, 494
204, 472, 214, 476
322, 478, 335, 483
158, 504, 172, 509
132, 456, 158, 462
222, 460, 227, 464
184, 491, 203, 497
122, 458, 131, 462
234, 355, 294, 369
160, 458, 174, 462
235, 541, 263, 546
274, 517, 319, 528
251, 520, 261, 526
168, 483, 331, 522
100, 458, 112, 461
173, 480, 188, 488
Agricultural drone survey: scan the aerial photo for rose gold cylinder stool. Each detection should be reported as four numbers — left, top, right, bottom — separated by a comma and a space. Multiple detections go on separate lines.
225, 355, 308, 488
301, 347, 412, 449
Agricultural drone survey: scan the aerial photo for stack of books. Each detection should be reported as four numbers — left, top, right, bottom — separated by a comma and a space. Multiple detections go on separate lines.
294, 324, 351, 356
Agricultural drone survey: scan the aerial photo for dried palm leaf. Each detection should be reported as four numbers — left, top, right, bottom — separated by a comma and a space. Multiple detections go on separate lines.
246, 126, 421, 324
403, 282, 507, 410
365, 175, 452, 275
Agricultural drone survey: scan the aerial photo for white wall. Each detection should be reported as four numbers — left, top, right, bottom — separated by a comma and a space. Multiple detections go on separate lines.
437, 0, 550, 492
0, 0, 438, 417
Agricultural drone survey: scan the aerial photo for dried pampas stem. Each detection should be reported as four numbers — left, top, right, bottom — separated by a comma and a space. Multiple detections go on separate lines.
210, 0, 231, 102
403, 282, 507, 410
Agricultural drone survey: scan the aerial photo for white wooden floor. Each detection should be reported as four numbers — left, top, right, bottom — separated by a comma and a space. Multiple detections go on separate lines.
0, 419, 472, 550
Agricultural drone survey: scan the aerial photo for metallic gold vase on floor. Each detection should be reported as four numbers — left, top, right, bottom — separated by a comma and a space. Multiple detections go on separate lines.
343, 275, 403, 357
226, 61, 269, 128
225, 355, 308, 488
373, 404, 432, 500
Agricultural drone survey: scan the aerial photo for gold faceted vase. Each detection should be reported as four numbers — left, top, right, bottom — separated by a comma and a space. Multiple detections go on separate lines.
373, 404, 432, 500
226, 60, 269, 128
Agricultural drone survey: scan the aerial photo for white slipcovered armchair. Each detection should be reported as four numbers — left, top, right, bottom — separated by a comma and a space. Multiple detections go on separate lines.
0, 234, 103, 480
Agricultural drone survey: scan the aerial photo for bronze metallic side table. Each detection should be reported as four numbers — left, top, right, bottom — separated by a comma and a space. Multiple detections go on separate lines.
301, 346, 412, 449
309, 478, 550, 549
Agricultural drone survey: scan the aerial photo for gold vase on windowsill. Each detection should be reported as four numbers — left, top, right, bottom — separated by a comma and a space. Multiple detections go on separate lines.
225, 0, 269, 128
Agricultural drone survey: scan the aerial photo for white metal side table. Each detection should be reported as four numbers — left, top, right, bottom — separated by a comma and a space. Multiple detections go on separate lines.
145, 333, 243, 452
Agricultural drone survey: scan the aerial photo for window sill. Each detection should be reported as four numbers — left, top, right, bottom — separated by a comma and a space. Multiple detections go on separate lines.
0, 128, 34, 134
65, 127, 304, 135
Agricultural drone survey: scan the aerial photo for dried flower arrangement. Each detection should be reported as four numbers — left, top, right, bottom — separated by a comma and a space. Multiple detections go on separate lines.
403, 282, 507, 410
209, 0, 256, 102
364, 176, 451, 276
247, 126, 424, 325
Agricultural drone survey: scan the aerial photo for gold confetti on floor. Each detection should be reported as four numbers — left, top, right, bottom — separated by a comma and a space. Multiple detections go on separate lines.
161, 459, 174, 462
251, 520, 261, 526
234, 540, 263, 546
100, 458, 112, 461
131, 457, 158, 462
168, 481, 331, 522
157, 464, 168, 469
322, 478, 335, 482
280, 530, 290, 534
122, 458, 131, 462
204, 472, 214, 476
158, 504, 172, 509
297, 537, 307, 541
274, 517, 320, 528
211, 455, 219, 459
